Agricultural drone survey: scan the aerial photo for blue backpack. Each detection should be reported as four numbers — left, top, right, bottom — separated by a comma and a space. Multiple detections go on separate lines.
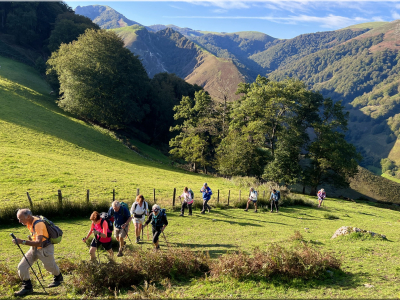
276, 191, 281, 201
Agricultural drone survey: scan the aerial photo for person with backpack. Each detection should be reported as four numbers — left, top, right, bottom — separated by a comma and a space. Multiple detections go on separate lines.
108, 200, 132, 257
200, 182, 212, 214
179, 187, 193, 216
82, 211, 114, 261
270, 189, 280, 213
244, 187, 258, 213
317, 188, 326, 208
143, 204, 168, 250
130, 195, 149, 243
11, 209, 63, 296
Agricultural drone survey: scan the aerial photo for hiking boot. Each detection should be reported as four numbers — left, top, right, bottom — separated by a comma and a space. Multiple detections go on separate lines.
136, 237, 140, 244
48, 273, 63, 288
179, 214, 184, 217
200, 211, 205, 214
244, 209, 248, 212
270, 210, 273, 213
254, 210, 258, 213
208, 207, 211, 213
188, 213, 192, 216
14, 280, 33, 296
117, 249, 123, 257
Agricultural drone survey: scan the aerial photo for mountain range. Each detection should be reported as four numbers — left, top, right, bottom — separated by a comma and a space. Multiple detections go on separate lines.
75, 5, 400, 173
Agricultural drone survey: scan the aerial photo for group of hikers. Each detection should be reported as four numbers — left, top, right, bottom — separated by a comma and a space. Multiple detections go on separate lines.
10, 182, 327, 296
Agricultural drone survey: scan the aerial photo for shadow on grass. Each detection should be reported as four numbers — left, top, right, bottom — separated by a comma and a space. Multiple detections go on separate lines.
208, 209, 289, 226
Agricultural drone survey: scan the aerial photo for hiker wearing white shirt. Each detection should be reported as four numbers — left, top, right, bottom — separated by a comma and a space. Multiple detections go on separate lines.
130, 195, 149, 244
179, 187, 194, 216
244, 187, 258, 213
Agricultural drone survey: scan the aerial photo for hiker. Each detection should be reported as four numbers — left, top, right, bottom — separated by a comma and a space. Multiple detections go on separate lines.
179, 187, 193, 216
108, 200, 132, 257
143, 204, 168, 250
317, 188, 326, 208
12, 209, 63, 296
270, 189, 280, 213
244, 187, 258, 212
200, 182, 212, 214
83, 211, 114, 261
130, 195, 149, 243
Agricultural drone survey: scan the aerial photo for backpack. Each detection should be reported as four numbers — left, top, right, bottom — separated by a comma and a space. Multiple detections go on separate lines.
151, 209, 167, 227
100, 212, 113, 237
188, 189, 194, 199
276, 191, 281, 201
33, 216, 63, 245
133, 201, 148, 218
120, 201, 129, 215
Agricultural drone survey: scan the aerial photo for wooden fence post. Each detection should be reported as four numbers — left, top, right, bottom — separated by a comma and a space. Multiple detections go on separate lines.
113, 189, 115, 201
26, 192, 33, 209
58, 190, 62, 206
228, 190, 230, 206
86, 190, 90, 203
136, 188, 140, 196
173, 188, 176, 207
239, 190, 241, 202
153, 188, 156, 204
217, 190, 220, 203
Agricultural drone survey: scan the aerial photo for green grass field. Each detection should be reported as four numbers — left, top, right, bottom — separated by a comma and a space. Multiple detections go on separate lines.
0, 55, 239, 208
1, 197, 400, 298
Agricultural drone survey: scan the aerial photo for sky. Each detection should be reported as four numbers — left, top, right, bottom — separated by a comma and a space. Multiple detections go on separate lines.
65, 0, 400, 39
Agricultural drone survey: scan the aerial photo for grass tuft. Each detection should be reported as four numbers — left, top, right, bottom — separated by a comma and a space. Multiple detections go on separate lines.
67, 248, 209, 296
210, 244, 341, 280
324, 213, 340, 220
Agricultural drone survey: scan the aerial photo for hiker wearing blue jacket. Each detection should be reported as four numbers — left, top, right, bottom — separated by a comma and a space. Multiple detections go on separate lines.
270, 189, 280, 213
108, 201, 132, 257
200, 183, 212, 214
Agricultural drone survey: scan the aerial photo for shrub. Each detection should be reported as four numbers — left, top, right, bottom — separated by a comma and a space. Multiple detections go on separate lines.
0, 200, 111, 225
210, 244, 341, 280
0, 263, 20, 290
68, 248, 209, 296
289, 231, 304, 241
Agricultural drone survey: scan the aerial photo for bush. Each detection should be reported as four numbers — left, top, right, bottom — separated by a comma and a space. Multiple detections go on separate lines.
0, 200, 111, 225
67, 248, 210, 296
210, 244, 341, 280
0, 263, 20, 292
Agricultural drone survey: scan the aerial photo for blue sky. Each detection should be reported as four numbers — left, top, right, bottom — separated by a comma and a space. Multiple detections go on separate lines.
65, 0, 400, 39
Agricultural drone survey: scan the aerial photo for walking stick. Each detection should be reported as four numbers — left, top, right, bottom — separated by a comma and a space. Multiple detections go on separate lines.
28, 235, 44, 280
123, 227, 133, 245
10, 233, 47, 294
162, 231, 171, 249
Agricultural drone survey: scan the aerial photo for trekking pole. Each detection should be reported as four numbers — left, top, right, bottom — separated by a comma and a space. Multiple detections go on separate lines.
123, 227, 133, 246
28, 235, 44, 280
10, 233, 47, 294
162, 231, 171, 249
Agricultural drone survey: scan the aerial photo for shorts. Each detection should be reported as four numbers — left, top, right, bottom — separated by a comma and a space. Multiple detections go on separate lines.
90, 238, 112, 251
250, 199, 257, 203
115, 224, 130, 239
133, 217, 145, 225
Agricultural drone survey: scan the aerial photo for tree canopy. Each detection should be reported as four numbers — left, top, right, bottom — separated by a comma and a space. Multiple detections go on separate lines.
47, 29, 150, 128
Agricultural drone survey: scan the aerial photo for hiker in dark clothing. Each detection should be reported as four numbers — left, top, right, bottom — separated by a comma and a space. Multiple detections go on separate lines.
143, 204, 168, 250
270, 189, 280, 213
107, 201, 132, 257
200, 183, 212, 214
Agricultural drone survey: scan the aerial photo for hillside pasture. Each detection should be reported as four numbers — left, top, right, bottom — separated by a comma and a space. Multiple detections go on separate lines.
1, 197, 400, 298
0, 55, 238, 208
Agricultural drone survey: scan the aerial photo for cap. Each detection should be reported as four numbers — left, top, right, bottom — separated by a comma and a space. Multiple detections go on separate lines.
204, 182, 207, 186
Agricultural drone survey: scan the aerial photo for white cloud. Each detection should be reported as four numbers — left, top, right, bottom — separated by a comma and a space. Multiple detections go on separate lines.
392, 10, 400, 19
212, 8, 229, 13
165, 13, 371, 28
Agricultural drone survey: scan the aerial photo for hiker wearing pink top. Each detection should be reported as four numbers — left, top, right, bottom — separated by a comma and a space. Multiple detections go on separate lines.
317, 188, 326, 208
83, 211, 113, 261
179, 187, 194, 216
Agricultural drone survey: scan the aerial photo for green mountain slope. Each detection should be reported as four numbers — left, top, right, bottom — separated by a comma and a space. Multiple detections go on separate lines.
0, 55, 237, 206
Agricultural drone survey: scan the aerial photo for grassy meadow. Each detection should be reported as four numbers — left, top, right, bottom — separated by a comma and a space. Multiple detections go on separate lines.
1, 197, 400, 298
0, 55, 239, 209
